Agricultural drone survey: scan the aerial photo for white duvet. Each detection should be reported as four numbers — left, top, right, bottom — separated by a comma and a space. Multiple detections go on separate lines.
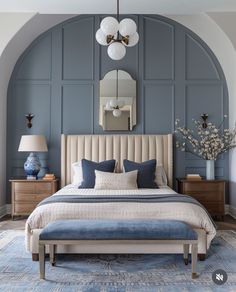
25, 185, 216, 251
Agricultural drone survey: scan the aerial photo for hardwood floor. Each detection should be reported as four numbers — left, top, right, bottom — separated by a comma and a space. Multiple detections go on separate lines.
216, 215, 236, 231
0, 214, 236, 231
0, 215, 26, 230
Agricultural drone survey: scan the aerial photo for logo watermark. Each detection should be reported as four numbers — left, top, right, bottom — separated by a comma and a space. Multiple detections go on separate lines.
212, 269, 228, 285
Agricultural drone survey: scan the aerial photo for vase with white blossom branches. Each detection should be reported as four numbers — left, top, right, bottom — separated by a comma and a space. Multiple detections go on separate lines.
175, 115, 236, 179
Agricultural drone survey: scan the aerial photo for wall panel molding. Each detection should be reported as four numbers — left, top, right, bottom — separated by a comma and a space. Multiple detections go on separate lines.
7, 14, 229, 202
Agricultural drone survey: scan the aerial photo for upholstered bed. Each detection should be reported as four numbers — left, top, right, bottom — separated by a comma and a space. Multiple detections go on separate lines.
25, 134, 216, 258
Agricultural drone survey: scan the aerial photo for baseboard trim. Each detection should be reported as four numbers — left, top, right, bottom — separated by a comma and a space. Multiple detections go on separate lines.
229, 205, 236, 219
0, 205, 7, 218
6, 204, 11, 214
225, 204, 229, 214
0, 204, 11, 218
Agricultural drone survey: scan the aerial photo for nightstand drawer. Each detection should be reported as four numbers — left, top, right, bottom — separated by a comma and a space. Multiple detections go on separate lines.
15, 192, 50, 202
183, 182, 224, 192
185, 191, 223, 202
10, 178, 59, 218
14, 182, 35, 193
14, 202, 38, 214
35, 183, 52, 194
203, 203, 224, 215
177, 178, 226, 218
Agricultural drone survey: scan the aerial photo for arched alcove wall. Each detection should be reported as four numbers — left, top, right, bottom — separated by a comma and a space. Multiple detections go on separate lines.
6, 14, 229, 203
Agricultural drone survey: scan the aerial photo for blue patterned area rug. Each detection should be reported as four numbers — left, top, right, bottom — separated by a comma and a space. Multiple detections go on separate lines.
0, 230, 236, 292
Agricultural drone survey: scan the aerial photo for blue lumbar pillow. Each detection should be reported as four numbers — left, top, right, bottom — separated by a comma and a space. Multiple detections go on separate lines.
79, 159, 116, 188
123, 159, 158, 188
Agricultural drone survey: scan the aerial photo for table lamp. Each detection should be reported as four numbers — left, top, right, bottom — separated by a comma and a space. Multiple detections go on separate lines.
18, 135, 48, 179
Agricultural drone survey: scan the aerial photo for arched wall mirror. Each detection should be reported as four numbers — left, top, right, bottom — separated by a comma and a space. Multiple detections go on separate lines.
99, 70, 136, 131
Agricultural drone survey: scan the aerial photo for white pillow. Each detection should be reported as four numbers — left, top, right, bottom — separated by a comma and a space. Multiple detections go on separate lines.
94, 170, 138, 190
72, 161, 83, 186
155, 164, 168, 186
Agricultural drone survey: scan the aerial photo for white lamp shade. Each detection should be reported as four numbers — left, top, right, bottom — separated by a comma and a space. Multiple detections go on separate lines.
18, 135, 48, 152
107, 42, 126, 60
119, 18, 137, 37
95, 29, 108, 46
123, 32, 139, 47
100, 17, 119, 36
113, 109, 122, 117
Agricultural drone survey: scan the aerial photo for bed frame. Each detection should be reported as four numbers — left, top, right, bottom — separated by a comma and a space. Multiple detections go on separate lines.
30, 134, 207, 261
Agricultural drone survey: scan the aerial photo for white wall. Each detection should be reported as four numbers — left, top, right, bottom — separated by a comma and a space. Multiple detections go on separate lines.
0, 12, 236, 214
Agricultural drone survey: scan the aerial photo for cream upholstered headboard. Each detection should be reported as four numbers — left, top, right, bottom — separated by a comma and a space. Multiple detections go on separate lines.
61, 134, 173, 188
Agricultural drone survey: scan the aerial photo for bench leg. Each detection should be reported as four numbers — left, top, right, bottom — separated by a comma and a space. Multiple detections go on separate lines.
49, 244, 56, 266
39, 243, 45, 279
191, 243, 198, 279
183, 244, 189, 265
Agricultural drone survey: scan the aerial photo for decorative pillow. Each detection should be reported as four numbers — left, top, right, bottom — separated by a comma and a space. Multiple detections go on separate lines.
72, 161, 83, 186
155, 164, 168, 186
79, 159, 116, 188
94, 170, 138, 190
123, 159, 158, 188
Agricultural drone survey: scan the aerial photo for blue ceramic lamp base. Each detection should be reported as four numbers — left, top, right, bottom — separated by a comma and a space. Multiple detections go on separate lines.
24, 152, 41, 180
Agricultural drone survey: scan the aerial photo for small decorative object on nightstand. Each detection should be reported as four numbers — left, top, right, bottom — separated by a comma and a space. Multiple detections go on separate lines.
177, 178, 225, 220
18, 135, 48, 179
10, 178, 58, 219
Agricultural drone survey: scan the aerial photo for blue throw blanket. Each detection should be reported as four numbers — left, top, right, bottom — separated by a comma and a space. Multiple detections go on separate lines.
39, 193, 200, 206
38, 193, 215, 226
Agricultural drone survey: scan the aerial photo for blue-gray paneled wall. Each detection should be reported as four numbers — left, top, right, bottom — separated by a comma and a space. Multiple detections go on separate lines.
7, 15, 229, 202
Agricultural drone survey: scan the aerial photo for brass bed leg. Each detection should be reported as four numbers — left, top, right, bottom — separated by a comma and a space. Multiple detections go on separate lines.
32, 253, 39, 261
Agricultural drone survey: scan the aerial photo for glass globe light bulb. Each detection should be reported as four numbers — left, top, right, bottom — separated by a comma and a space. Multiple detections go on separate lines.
95, 29, 108, 46
107, 42, 126, 60
110, 99, 118, 108
113, 109, 122, 117
119, 18, 137, 37
100, 17, 119, 36
123, 32, 139, 47
105, 101, 112, 110
117, 100, 125, 108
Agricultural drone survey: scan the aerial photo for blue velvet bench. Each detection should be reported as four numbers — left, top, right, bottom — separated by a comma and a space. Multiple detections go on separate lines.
39, 219, 198, 279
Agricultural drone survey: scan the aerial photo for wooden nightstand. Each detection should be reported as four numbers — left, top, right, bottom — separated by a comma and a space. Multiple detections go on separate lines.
10, 179, 59, 219
177, 178, 225, 220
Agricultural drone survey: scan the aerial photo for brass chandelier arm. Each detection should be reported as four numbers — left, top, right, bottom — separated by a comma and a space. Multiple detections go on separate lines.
106, 35, 114, 44
122, 36, 129, 45
106, 35, 130, 45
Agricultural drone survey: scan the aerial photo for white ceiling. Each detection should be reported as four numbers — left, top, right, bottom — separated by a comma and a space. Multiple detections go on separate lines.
1, 0, 236, 15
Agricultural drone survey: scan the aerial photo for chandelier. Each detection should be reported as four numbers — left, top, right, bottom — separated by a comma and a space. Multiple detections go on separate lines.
95, 0, 139, 60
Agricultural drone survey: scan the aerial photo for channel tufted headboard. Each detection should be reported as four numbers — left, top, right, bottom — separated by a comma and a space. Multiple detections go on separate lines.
61, 134, 173, 188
